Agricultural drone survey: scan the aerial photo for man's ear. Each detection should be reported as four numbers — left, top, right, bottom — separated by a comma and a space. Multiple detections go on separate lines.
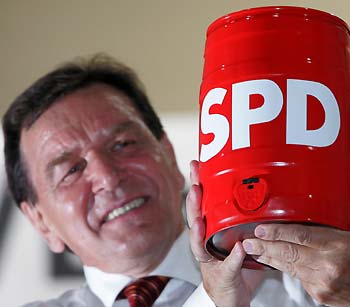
160, 134, 185, 189
20, 201, 65, 253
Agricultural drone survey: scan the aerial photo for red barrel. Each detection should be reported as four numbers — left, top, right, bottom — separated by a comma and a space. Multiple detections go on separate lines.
199, 6, 350, 269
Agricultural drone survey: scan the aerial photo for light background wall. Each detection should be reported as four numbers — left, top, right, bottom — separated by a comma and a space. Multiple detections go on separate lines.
1, 1, 349, 306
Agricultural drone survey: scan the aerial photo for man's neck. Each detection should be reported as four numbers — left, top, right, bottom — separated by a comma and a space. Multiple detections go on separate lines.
94, 225, 185, 277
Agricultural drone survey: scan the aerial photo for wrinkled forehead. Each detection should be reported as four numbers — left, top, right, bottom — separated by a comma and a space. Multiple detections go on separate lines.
20, 84, 150, 157
54, 84, 144, 123
28, 84, 146, 130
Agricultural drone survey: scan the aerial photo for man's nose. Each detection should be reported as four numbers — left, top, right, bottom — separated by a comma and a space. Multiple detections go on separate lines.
86, 150, 124, 194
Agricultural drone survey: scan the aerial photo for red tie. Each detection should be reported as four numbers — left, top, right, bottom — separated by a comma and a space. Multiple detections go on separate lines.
118, 276, 170, 307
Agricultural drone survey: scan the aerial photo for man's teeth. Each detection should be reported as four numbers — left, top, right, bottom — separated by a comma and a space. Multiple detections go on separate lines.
105, 198, 145, 222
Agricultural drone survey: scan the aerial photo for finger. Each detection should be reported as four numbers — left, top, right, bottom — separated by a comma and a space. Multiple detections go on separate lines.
243, 238, 322, 285
254, 253, 319, 285
254, 223, 339, 250
185, 184, 202, 228
222, 241, 246, 280
243, 238, 316, 269
190, 160, 199, 185
189, 216, 214, 262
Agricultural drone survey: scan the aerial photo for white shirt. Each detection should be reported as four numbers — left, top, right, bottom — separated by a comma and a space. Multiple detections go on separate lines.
84, 229, 322, 307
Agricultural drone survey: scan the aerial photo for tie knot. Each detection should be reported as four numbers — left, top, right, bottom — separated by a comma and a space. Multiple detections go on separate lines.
119, 276, 170, 307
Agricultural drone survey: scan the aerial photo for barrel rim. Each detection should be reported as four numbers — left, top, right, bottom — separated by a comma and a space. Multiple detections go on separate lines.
207, 6, 350, 36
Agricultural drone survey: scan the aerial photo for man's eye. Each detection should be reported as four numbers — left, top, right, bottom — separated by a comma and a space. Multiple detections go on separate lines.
67, 165, 80, 175
64, 161, 86, 180
112, 140, 136, 151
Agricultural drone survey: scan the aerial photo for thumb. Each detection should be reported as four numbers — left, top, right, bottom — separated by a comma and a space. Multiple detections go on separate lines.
221, 242, 246, 284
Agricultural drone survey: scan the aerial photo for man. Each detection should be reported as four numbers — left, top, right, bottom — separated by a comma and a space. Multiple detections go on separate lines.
3, 55, 203, 306
2, 54, 349, 307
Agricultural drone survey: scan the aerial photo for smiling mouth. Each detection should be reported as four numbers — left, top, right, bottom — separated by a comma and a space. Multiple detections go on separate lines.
104, 197, 146, 222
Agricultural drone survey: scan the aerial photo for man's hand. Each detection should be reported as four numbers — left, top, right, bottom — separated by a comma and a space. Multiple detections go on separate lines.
186, 160, 264, 307
242, 224, 350, 307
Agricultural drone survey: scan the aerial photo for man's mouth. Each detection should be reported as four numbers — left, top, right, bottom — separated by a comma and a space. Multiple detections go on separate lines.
104, 197, 146, 222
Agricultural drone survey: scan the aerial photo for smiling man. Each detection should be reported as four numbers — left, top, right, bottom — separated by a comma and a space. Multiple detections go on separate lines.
3, 55, 205, 307
19, 83, 184, 277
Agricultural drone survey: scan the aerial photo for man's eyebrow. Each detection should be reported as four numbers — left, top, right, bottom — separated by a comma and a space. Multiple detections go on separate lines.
108, 121, 137, 135
45, 152, 73, 177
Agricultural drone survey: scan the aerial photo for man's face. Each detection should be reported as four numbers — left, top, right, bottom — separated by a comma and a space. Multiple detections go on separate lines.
20, 84, 185, 275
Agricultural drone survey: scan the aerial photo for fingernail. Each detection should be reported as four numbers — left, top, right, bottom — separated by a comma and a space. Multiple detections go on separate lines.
255, 226, 266, 238
243, 241, 253, 254
232, 242, 242, 254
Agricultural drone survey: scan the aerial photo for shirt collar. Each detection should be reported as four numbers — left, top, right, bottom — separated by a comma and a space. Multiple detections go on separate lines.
84, 229, 200, 307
